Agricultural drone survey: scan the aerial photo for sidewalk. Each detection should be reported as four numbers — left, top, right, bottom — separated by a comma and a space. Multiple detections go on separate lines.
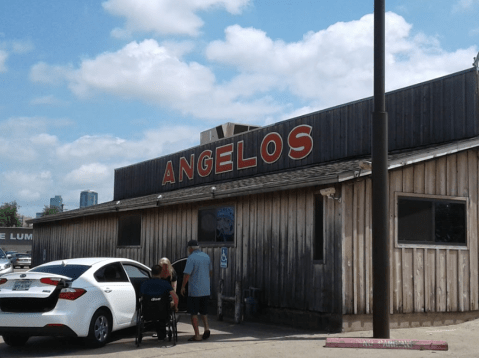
1, 314, 477, 358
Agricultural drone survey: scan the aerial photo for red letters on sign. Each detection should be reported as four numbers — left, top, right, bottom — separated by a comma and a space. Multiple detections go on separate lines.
179, 154, 195, 182
237, 140, 257, 170
215, 144, 234, 174
260, 132, 283, 164
287, 125, 313, 160
197, 150, 213, 177
162, 160, 176, 185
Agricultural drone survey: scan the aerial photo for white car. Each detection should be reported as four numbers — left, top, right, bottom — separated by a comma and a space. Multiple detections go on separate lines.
0, 249, 13, 276
0, 257, 151, 347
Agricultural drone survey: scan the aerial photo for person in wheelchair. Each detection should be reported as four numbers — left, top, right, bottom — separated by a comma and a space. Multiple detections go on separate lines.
140, 264, 179, 340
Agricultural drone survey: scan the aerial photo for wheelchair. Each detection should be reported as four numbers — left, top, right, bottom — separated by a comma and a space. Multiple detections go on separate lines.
135, 292, 178, 347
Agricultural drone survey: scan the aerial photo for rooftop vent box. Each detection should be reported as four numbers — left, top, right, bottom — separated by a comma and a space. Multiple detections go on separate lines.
200, 122, 261, 145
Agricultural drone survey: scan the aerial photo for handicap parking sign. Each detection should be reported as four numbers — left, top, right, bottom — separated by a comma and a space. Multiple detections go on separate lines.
220, 247, 228, 268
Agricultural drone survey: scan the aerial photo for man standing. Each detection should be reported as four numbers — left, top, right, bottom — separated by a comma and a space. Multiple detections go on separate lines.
180, 240, 212, 342
141, 264, 179, 340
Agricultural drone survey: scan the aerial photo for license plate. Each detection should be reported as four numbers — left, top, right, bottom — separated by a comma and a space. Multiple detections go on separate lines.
13, 280, 32, 291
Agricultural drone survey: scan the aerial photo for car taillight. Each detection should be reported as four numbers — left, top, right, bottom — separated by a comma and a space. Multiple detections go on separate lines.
0, 278, 7, 285
59, 288, 86, 300
40, 278, 62, 286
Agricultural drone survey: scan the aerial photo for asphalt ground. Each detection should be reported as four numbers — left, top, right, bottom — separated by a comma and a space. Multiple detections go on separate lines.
1, 268, 477, 358
0, 312, 478, 358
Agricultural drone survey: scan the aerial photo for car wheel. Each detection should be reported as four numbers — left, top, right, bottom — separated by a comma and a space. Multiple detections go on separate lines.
2, 334, 29, 346
87, 309, 112, 347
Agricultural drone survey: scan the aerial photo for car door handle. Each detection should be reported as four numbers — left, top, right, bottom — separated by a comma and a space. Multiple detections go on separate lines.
104, 288, 112, 293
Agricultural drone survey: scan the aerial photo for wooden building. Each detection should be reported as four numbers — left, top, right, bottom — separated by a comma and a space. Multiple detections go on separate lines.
30, 68, 479, 332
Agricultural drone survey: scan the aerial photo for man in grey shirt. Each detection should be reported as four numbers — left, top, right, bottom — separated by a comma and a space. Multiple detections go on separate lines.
181, 240, 212, 341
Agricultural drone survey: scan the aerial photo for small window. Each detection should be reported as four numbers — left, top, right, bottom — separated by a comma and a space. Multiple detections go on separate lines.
398, 196, 466, 246
94, 262, 129, 283
118, 214, 141, 246
314, 195, 324, 261
198, 206, 235, 243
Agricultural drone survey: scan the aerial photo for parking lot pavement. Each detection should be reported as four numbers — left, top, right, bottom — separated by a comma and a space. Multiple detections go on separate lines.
0, 314, 478, 358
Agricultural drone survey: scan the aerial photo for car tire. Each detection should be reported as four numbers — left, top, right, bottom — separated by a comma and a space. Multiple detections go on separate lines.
2, 334, 29, 347
87, 309, 112, 347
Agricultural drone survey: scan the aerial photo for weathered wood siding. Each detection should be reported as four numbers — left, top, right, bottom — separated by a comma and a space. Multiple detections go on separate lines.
32, 187, 342, 316
342, 149, 479, 314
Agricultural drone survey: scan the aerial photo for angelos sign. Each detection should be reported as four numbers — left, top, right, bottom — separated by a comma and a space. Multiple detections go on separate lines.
161, 125, 313, 186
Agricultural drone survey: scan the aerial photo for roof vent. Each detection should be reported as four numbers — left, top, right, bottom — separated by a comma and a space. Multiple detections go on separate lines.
200, 122, 261, 145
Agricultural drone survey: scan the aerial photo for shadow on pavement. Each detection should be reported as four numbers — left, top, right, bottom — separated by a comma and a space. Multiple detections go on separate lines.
0, 315, 327, 358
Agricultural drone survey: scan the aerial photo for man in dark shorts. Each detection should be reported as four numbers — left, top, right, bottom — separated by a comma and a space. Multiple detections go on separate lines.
180, 240, 212, 341
141, 264, 179, 340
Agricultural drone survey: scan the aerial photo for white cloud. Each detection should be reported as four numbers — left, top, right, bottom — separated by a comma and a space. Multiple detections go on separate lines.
102, 0, 251, 37
11, 40, 34, 54
30, 95, 68, 106
29, 12, 477, 123
30, 62, 74, 85
0, 50, 8, 72
206, 12, 476, 108
30, 133, 59, 146
453, 0, 479, 11
64, 163, 111, 186
0, 116, 203, 216
32, 39, 282, 122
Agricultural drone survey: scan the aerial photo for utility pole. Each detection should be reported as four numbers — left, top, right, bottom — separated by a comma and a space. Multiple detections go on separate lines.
372, 0, 390, 338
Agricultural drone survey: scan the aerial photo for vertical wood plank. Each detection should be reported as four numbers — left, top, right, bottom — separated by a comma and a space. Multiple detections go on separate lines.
271, 193, 281, 307
263, 193, 273, 306
414, 248, 425, 313
352, 182, 358, 314
296, 190, 307, 309
365, 178, 372, 314
342, 184, 354, 314
356, 180, 366, 314
436, 249, 447, 312
468, 149, 478, 310
427, 248, 436, 312
390, 170, 403, 313
402, 247, 414, 313
283, 190, 293, 307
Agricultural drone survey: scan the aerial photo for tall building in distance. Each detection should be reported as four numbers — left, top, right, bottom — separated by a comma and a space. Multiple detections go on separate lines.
80, 190, 98, 208
50, 195, 63, 212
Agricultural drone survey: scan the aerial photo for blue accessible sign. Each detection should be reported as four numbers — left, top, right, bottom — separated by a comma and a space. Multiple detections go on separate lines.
220, 247, 228, 268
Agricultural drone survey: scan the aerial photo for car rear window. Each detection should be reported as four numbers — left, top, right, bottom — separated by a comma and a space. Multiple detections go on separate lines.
30, 264, 91, 280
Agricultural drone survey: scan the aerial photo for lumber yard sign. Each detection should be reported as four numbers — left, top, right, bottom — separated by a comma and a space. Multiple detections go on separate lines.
0, 228, 33, 246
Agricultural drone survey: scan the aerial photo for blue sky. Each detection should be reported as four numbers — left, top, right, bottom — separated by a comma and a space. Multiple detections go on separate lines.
1, 0, 478, 218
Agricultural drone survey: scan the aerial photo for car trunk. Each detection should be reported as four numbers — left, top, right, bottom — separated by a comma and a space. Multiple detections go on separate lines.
0, 272, 70, 313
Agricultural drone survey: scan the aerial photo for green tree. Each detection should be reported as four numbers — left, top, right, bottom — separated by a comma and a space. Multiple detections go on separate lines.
42, 205, 60, 216
0, 201, 22, 227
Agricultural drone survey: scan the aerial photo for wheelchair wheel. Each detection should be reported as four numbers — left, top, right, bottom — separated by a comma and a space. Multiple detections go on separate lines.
171, 311, 177, 346
135, 311, 143, 347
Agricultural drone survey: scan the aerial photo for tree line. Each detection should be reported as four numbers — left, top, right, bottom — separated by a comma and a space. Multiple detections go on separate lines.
0, 201, 60, 227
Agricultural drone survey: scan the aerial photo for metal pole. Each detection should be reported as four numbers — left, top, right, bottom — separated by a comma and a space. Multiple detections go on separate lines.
372, 0, 390, 338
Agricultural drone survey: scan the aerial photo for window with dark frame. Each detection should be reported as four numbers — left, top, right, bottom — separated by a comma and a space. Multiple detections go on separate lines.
198, 206, 235, 243
118, 214, 141, 247
314, 195, 324, 261
398, 196, 466, 246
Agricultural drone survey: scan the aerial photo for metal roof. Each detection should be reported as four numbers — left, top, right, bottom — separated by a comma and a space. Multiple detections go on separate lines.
28, 135, 479, 224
